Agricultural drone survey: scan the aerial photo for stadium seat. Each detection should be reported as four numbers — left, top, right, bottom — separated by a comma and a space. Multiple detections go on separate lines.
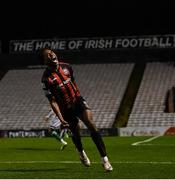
0, 63, 134, 130
128, 62, 175, 127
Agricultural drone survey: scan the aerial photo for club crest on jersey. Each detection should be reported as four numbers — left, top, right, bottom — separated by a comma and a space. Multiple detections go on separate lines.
63, 68, 70, 76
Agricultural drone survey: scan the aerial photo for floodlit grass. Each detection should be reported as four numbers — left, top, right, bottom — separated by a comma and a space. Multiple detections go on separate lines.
0, 136, 175, 178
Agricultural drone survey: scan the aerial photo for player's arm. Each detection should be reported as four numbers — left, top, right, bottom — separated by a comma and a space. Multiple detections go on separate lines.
42, 81, 69, 128
44, 109, 52, 122
49, 96, 69, 128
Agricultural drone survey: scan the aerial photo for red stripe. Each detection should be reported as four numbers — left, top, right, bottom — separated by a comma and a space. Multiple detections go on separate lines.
52, 70, 78, 104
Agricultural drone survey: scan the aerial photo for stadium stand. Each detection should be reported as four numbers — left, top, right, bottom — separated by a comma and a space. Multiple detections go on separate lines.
128, 62, 175, 127
74, 64, 134, 129
0, 63, 134, 130
0, 69, 48, 130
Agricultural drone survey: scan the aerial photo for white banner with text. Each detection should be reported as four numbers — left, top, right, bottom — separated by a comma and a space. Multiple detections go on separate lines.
9, 35, 175, 53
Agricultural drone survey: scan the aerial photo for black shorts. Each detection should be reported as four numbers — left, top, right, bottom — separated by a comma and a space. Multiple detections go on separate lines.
62, 96, 90, 128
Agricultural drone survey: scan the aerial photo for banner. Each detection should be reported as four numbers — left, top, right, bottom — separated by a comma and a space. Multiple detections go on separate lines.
0, 128, 118, 138
0, 130, 46, 138
118, 126, 175, 136
9, 34, 175, 53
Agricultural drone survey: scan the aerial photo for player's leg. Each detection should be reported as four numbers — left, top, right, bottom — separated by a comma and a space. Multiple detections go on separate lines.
63, 128, 69, 139
49, 127, 67, 150
50, 128, 61, 141
69, 122, 90, 167
50, 115, 68, 150
60, 139, 67, 151
79, 109, 106, 156
60, 128, 69, 139
59, 128, 68, 151
79, 109, 113, 171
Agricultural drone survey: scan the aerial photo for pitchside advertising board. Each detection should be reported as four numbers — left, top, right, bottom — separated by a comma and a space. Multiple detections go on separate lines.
9, 34, 175, 53
119, 126, 175, 136
0, 128, 118, 138
1, 127, 175, 137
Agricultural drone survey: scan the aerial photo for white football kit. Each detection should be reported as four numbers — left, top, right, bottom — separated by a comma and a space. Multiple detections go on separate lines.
46, 109, 61, 129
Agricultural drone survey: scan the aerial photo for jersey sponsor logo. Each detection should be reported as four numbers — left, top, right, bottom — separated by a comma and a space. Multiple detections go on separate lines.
58, 78, 71, 88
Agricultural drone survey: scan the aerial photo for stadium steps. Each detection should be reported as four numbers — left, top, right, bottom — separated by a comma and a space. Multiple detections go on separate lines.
73, 64, 134, 129
113, 62, 146, 127
127, 62, 175, 127
0, 63, 134, 130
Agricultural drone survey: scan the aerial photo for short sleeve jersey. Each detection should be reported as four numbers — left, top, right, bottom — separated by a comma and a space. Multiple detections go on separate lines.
42, 62, 81, 110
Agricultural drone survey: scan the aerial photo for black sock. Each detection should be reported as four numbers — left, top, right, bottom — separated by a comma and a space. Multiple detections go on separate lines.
72, 134, 83, 152
91, 131, 107, 157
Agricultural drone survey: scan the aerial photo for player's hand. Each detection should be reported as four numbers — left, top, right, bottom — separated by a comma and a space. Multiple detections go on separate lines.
44, 116, 49, 122
61, 121, 69, 128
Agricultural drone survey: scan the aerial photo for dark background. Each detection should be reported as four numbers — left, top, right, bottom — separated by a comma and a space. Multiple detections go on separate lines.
0, 2, 175, 67
1, 1, 175, 40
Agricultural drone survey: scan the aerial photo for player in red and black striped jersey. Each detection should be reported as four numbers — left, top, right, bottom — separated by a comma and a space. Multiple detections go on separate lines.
40, 48, 113, 172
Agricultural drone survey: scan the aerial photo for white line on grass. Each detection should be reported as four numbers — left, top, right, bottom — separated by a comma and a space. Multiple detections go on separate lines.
131, 135, 161, 146
136, 143, 175, 146
0, 160, 174, 165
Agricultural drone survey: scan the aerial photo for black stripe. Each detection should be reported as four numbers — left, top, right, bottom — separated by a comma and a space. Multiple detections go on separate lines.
56, 71, 74, 104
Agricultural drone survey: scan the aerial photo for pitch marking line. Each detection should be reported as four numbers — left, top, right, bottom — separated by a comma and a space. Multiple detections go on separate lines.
131, 135, 161, 146
0, 161, 174, 165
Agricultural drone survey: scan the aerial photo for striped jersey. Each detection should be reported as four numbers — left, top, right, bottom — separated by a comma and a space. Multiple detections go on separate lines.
42, 62, 81, 110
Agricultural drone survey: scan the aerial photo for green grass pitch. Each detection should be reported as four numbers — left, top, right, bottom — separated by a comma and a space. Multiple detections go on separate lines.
0, 136, 175, 179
